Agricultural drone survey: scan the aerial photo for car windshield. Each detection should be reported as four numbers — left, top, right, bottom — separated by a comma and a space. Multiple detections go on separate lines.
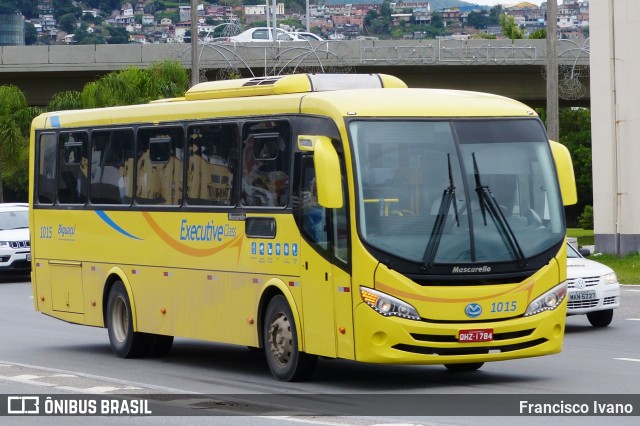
0, 210, 28, 231
351, 119, 565, 267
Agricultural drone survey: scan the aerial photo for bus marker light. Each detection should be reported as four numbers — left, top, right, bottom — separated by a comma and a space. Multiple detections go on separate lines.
160, 307, 166, 315
40, 295, 45, 302
91, 301, 96, 307
339, 327, 346, 334
132, 269, 139, 275
163, 271, 172, 277
247, 318, 254, 325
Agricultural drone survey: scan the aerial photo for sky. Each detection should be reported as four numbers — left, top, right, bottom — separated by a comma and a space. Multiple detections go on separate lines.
471, 0, 544, 6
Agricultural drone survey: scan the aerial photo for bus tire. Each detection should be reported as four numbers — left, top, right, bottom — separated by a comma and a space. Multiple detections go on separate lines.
444, 362, 484, 372
263, 295, 317, 381
106, 281, 150, 358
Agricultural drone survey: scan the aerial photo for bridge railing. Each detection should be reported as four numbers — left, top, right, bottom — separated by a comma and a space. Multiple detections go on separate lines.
0, 39, 590, 75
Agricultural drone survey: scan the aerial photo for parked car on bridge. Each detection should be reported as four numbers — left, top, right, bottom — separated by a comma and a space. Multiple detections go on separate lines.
290, 31, 325, 42
0, 203, 31, 272
566, 241, 620, 327
227, 27, 306, 43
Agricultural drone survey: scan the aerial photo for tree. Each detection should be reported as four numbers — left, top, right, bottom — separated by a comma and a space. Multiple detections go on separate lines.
106, 26, 129, 44
24, 21, 37, 45
558, 107, 592, 226
79, 60, 189, 109
0, 1, 17, 14
467, 11, 489, 29
0, 86, 40, 202
529, 29, 546, 39
499, 14, 523, 40
430, 12, 444, 29
58, 13, 77, 34
53, 0, 78, 20
74, 27, 106, 45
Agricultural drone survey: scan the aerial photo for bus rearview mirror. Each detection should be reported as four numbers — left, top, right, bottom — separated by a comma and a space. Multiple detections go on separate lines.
312, 136, 343, 209
550, 140, 577, 206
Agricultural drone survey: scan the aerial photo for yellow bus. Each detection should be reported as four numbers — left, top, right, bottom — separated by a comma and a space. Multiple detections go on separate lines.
29, 73, 577, 381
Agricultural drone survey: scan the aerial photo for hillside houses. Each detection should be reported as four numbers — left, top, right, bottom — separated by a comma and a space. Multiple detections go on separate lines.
25, 0, 589, 45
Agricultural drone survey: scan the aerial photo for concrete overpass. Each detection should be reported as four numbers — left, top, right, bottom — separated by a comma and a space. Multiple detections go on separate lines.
0, 38, 590, 107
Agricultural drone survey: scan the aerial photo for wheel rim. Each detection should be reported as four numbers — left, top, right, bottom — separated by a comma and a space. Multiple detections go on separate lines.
111, 296, 129, 344
267, 312, 292, 366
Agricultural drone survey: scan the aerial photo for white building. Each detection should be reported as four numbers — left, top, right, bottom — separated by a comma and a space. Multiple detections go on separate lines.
591, 0, 640, 254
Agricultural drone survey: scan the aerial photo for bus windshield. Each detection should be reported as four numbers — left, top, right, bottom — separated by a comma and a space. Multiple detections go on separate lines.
351, 119, 565, 267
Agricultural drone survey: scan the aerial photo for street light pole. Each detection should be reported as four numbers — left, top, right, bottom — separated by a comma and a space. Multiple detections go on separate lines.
546, 0, 559, 141
190, 0, 199, 87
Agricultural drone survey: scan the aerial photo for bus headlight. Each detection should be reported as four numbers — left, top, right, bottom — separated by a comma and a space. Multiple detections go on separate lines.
0, 241, 10, 249
524, 282, 567, 316
360, 287, 421, 320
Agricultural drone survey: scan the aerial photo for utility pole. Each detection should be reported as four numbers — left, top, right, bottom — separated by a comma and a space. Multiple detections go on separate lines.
546, 0, 559, 140
190, 0, 199, 87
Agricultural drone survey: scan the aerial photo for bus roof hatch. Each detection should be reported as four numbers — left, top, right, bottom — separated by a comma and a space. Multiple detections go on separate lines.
184, 73, 407, 101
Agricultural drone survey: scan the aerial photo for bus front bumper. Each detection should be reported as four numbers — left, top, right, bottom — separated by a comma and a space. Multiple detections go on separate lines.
352, 302, 566, 365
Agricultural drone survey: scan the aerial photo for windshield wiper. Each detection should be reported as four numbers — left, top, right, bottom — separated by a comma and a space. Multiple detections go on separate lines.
472, 153, 527, 268
422, 153, 459, 270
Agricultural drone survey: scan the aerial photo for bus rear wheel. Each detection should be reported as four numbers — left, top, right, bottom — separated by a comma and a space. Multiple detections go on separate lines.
263, 295, 317, 381
106, 281, 152, 358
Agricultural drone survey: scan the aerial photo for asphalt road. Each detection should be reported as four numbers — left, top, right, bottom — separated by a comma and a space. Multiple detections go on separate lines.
0, 277, 638, 425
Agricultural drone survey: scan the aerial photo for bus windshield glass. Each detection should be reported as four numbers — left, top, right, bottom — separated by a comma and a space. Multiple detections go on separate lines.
351, 119, 565, 266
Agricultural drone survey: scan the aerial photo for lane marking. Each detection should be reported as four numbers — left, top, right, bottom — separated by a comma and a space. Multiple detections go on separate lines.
615, 358, 640, 363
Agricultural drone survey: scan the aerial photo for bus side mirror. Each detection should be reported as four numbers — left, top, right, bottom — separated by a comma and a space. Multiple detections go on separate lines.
550, 140, 577, 206
298, 135, 343, 208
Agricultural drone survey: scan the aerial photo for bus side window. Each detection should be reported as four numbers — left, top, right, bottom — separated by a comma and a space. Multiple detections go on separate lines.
187, 123, 237, 206
241, 121, 290, 207
90, 129, 134, 205
58, 132, 88, 205
37, 133, 57, 205
299, 156, 328, 249
136, 127, 184, 206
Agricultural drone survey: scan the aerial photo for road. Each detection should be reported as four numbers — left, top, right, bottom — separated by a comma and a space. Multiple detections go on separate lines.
0, 276, 638, 425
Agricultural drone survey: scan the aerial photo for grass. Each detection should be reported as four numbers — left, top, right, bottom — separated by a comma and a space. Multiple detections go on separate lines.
567, 228, 640, 284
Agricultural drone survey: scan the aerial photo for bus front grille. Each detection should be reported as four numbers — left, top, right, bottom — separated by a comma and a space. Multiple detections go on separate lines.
392, 338, 548, 356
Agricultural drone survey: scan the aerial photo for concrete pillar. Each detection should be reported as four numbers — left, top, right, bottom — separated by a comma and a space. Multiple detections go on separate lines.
591, 0, 640, 254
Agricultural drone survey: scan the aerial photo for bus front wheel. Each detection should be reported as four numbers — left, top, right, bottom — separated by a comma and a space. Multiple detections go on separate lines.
106, 281, 151, 358
263, 295, 317, 381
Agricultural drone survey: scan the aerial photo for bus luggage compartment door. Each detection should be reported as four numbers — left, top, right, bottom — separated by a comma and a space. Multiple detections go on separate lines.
50, 260, 84, 314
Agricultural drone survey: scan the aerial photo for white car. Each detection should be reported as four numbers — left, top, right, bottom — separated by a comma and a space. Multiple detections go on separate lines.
566, 242, 620, 327
227, 27, 305, 43
0, 203, 31, 272
289, 32, 325, 42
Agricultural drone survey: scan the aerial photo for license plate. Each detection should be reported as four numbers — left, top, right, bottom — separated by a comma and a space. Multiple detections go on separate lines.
26, 254, 31, 261
458, 328, 493, 342
569, 291, 596, 301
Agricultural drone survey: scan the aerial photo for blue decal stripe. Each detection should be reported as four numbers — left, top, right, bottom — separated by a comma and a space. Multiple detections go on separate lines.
95, 211, 142, 240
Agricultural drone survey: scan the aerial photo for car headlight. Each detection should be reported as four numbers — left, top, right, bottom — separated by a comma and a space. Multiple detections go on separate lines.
603, 272, 618, 285
360, 287, 421, 320
524, 282, 567, 316
0, 241, 10, 249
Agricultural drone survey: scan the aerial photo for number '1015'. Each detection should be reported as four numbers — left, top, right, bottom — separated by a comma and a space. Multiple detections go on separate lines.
491, 301, 517, 312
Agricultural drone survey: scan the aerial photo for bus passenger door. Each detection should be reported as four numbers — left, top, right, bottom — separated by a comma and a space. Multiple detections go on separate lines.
298, 156, 337, 358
